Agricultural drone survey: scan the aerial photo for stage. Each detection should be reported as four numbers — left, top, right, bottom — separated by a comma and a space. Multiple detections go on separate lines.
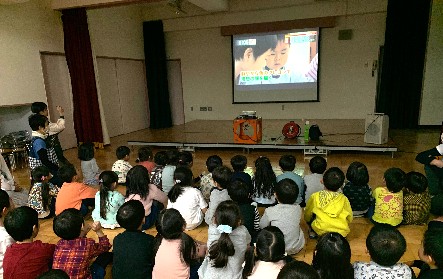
127, 119, 398, 157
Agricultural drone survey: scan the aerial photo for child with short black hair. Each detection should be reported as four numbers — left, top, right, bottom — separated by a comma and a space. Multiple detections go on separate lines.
28, 113, 62, 187
243, 226, 292, 278
402, 171, 431, 225
199, 155, 223, 203
4, 206, 55, 279
204, 166, 232, 225
276, 155, 304, 205
260, 178, 305, 254
150, 151, 168, 190
153, 208, 206, 279
136, 146, 155, 174
0, 190, 14, 278
162, 150, 180, 194
28, 166, 59, 218
370, 168, 405, 226
343, 162, 374, 217
52, 208, 112, 279
230, 155, 253, 191
78, 142, 101, 185
304, 167, 353, 238
227, 180, 260, 243
113, 200, 155, 279
55, 164, 97, 216
277, 261, 320, 279
415, 227, 443, 278
178, 151, 194, 168
304, 156, 327, 206
167, 167, 208, 230
92, 171, 125, 229
253, 157, 277, 206
353, 225, 411, 279
198, 200, 250, 279
312, 232, 354, 279
112, 145, 132, 185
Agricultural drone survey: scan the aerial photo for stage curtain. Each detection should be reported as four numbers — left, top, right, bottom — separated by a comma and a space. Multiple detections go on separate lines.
375, 0, 431, 129
61, 8, 104, 145
143, 20, 172, 129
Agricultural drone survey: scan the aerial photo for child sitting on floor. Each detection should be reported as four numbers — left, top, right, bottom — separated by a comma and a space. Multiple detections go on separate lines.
304, 156, 327, 206
78, 142, 101, 186
260, 179, 305, 254
252, 156, 277, 207
370, 168, 405, 226
52, 208, 112, 279
353, 225, 412, 279
199, 155, 223, 203
228, 180, 260, 243
56, 164, 97, 216
276, 155, 304, 205
0, 190, 14, 278
343, 161, 373, 217
3, 206, 55, 279
125, 165, 168, 230
153, 208, 207, 279
204, 166, 232, 225
113, 200, 155, 279
230, 155, 253, 192
243, 226, 293, 279
112, 146, 132, 185
304, 167, 353, 238
136, 146, 155, 174
198, 200, 251, 279
167, 167, 208, 230
91, 171, 125, 229
402, 171, 431, 225
28, 166, 59, 219
150, 151, 168, 190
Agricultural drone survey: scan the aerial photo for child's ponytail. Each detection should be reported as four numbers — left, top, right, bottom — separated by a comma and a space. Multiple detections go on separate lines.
168, 167, 193, 203
32, 166, 51, 211
99, 171, 118, 219
209, 200, 241, 268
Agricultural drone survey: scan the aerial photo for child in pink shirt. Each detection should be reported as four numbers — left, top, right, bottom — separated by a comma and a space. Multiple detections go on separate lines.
153, 208, 206, 279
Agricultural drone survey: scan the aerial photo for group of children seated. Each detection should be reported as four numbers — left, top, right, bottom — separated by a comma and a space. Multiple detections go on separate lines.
0, 139, 441, 279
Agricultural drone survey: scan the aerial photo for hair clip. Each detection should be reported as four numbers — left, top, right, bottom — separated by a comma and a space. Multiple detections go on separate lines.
41, 176, 46, 181
175, 179, 181, 184
216, 224, 233, 234
99, 179, 103, 183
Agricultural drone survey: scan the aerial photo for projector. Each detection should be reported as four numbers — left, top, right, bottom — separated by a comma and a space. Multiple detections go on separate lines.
238, 111, 257, 119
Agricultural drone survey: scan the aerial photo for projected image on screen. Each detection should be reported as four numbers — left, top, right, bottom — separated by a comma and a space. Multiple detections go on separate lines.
232, 29, 319, 103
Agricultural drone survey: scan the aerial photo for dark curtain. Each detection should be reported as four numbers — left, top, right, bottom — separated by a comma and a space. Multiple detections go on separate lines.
143, 21, 172, 129
376, 0, 431, 129
61, 8, 104, 147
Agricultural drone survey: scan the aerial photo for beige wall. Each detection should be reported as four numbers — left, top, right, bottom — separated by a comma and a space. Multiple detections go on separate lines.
0, 0, 64, 106
420, 0, 443, 125
87, 5, 145, 59
156, 0, 388, 121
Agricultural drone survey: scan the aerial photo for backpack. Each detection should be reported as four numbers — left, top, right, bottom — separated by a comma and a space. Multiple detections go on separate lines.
309, 125, 322, 141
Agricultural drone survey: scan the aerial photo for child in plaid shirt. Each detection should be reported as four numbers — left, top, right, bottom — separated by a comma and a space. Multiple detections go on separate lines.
402, 172, 431, 225
52, 209, 112, 279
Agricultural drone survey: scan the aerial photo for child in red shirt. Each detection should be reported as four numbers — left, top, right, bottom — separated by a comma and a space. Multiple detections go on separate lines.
3, 206, 55, 279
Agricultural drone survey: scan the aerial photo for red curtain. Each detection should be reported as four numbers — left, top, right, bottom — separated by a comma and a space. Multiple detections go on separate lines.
61, 8, 103, 146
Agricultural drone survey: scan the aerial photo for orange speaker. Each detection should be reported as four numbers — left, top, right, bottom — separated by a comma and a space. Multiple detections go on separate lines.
233, 118, 262, 144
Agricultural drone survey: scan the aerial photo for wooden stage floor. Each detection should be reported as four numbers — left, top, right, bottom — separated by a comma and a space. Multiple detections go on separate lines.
128, 119, 398, 154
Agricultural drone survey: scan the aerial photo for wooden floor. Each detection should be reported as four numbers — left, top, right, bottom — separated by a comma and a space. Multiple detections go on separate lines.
7, 125, 440, 276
